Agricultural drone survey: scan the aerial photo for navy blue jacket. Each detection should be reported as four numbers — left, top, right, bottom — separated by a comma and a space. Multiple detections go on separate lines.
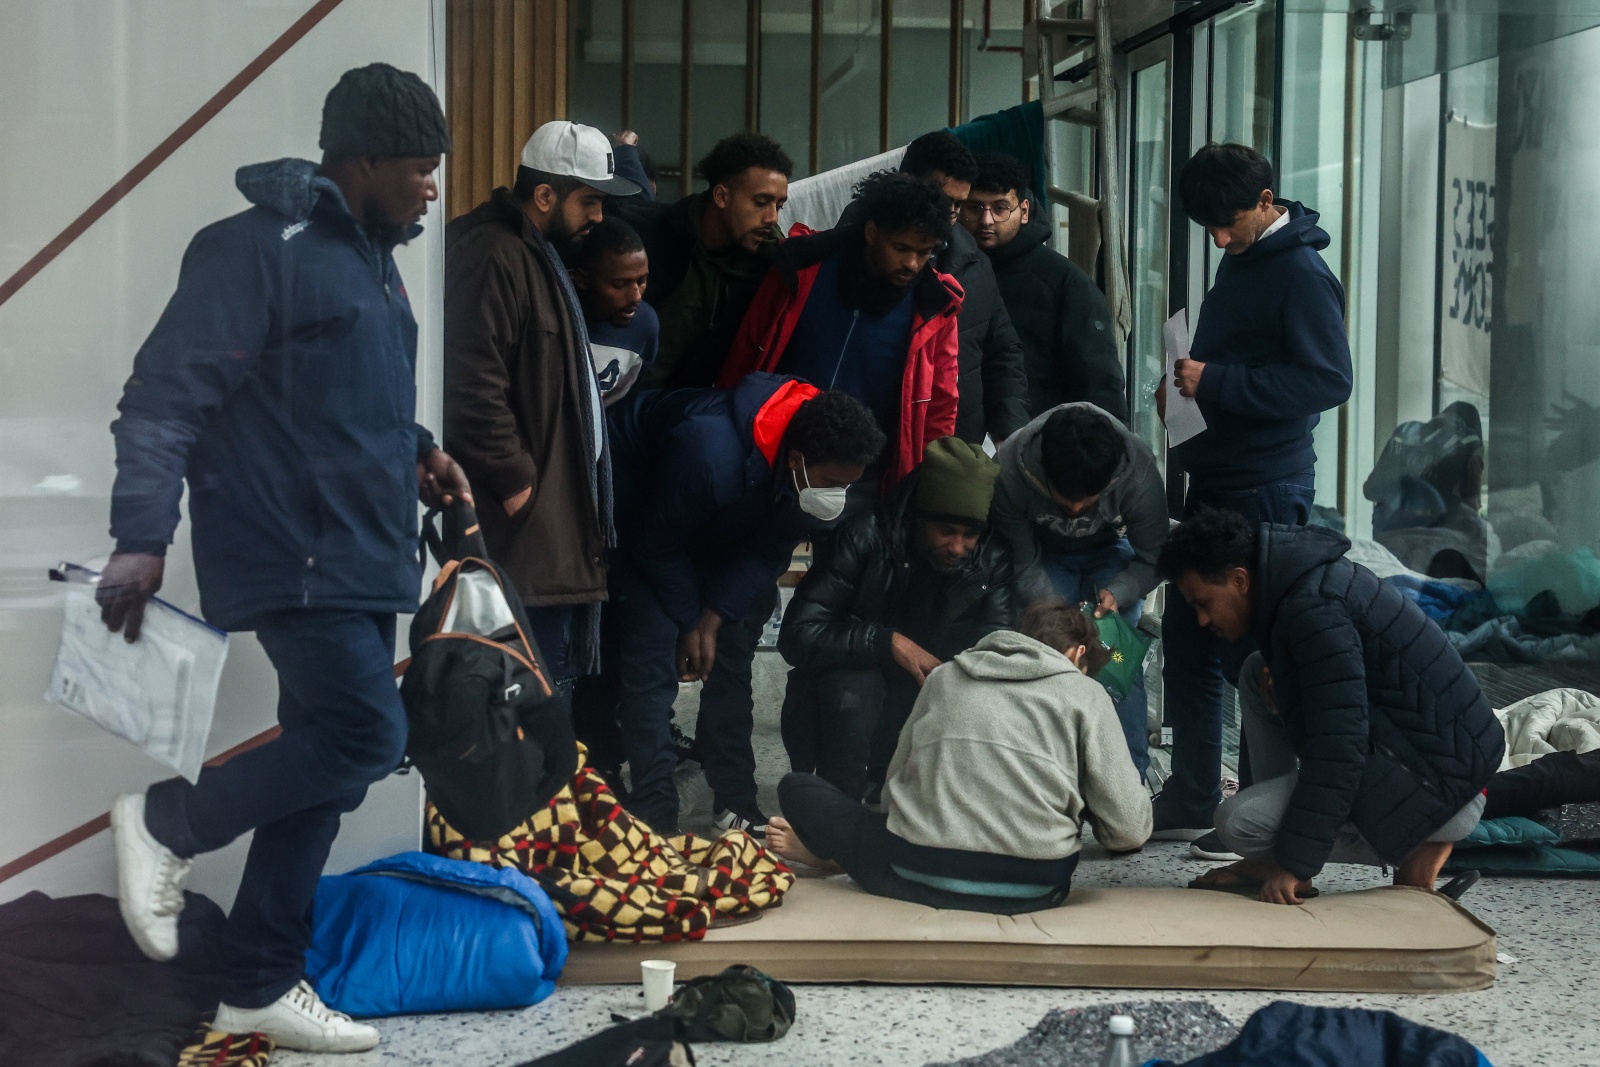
1175, 201, 1353, 490
608, 374, 822, 630
1176, 1002, 1488, 1067
110, 159, 435, 630
1252, 525, 1503, 879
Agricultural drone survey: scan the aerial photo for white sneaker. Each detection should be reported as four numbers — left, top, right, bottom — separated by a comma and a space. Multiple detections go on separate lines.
714, 808, 768, 838
111, 792, 193, 961
214, 981, 380, 1053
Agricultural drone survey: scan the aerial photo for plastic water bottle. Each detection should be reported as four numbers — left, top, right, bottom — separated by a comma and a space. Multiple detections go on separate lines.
1101, 1014, 1140, 1067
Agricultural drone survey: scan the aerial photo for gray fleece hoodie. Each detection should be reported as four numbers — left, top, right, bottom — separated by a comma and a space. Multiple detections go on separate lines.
883, 630, 1152, 860
993, 403, 1169, 609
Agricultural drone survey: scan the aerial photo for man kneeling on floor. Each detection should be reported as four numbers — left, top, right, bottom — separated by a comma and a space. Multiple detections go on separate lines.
1158, 508, 1505, 905
768, 603, 1152, 913
778, 436, 1015, 802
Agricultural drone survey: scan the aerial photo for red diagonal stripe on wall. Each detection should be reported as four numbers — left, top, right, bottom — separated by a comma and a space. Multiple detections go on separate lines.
0, 0, 347, 310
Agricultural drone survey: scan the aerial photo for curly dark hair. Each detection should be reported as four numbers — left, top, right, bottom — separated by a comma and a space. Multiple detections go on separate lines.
1157, 506, 1258, 584
696, 132, 794, 189
784, 390, 887, 469
851, 171, 952, 243
1018, 602, 1111, 677
900, 130, 976, 184
971, 151, 1033, 199
1041, 405, 1123, 499
575, 217, 645, 274
1177, 143, 1275, 228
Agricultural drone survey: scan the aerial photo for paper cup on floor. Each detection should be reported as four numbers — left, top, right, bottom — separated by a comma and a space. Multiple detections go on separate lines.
641, 959, 676, 1011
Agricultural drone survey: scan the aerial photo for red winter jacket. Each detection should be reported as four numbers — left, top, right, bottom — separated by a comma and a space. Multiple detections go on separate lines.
716, 224, 963, 485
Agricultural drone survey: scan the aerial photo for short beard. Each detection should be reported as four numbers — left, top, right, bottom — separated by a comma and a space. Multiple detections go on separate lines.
361, 203, 412, 247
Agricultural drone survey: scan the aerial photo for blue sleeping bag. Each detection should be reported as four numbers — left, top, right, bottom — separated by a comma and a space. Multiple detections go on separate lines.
306, 851, 568, 1018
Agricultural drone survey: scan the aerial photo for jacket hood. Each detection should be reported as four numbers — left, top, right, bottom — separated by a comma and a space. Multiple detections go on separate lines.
984, 201, 1051, 266
1254, 523, 1352, 637
1236, 199, 1330, 262
237, 158, 344, 223
237, 157, 423, 244
953, 628, 1081, 682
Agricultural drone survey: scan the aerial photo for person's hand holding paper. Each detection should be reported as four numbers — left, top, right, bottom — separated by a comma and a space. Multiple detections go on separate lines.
1162, 310, 1208, 446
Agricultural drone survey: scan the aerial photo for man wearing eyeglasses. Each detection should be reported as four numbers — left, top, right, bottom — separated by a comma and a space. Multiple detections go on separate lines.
962, 153, 1127, 424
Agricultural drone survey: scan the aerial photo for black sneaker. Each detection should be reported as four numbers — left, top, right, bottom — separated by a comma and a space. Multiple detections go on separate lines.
1189, 830, 1242, 862
714, 808, 768, 838
670, 723, 701, 764
1149, 794, 1213, 841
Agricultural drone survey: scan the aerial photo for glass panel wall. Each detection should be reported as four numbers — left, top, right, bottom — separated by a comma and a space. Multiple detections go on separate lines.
1128, 56, 1171, 480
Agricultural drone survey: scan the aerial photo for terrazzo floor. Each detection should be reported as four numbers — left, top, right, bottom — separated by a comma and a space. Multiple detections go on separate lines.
278, 652, 1600, 1067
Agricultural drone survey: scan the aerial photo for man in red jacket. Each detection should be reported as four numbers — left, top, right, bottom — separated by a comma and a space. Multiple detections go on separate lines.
718, 171, 962, 491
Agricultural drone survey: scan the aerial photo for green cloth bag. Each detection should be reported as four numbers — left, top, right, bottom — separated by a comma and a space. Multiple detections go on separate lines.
1083, 603, 1154, 703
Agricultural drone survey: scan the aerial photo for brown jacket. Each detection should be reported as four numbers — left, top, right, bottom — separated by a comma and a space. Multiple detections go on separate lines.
444, 189, 606, 606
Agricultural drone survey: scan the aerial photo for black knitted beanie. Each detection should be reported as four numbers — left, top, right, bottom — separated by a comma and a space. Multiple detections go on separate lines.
320, 63, 452, 157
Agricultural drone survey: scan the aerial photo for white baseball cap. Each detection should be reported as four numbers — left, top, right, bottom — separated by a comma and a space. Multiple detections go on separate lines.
519, 121, 640, 195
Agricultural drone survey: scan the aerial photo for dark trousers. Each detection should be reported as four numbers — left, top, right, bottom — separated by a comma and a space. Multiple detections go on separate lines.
1158, 475, 1314, 826
143, 610, 407, 1008
571, 607, 627, 776
781, 664, 918, 800
778, 773, 1073, 914
612, 567, 764, 830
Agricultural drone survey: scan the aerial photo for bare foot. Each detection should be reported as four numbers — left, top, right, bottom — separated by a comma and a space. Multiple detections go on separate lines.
765, 817, 842, 872
1189, 857, 1278, 889
1395, 840, 1453, 890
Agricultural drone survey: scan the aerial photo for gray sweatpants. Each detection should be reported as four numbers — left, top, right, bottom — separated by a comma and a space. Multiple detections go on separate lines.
1214, 653, 1485, 867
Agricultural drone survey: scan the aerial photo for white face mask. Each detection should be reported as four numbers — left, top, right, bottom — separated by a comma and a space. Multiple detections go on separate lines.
792, 456, 849, 521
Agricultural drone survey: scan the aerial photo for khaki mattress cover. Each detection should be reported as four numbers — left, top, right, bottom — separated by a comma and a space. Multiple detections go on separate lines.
562, 877, 1497, 993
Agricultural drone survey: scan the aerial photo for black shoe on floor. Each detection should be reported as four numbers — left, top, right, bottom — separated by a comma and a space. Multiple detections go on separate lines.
714, 808, 768, 838
1190, 830, 1242, 862
670, 723, 701, 764
1150, 794, 1213, 842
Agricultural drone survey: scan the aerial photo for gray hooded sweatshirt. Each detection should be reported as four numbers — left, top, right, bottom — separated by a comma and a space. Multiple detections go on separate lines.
993, 403, 1169, 609
883, 630, 1152, 860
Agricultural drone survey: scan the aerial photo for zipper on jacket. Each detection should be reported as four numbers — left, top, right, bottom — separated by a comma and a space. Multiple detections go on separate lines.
1375, 741, 1442, 796
829, 309, 861, 390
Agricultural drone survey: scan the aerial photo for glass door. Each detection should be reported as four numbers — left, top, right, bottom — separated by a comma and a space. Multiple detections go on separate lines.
1127, 41, 1173, 479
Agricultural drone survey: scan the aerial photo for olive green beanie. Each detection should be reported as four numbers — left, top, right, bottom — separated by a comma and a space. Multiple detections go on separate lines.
914, 437, 999, 528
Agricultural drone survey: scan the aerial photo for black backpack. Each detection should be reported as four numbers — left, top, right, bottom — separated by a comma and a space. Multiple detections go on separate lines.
400, 500, 577, 841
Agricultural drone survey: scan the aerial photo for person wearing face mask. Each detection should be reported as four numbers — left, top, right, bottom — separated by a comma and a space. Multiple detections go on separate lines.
778, 438, 1015, 803
992, 404, 1168, 780
767, 603, 1151, 914
605, 374, 886, 835
445, 120, 641, 720
717, 171, 963, 497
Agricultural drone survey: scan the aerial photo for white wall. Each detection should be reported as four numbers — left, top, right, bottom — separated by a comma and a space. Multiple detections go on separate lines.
0, 0, 446, 905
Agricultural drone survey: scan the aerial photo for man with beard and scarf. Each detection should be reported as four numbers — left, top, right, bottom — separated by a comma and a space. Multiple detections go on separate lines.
444, 120, 640, 713
778, 438, 1015, 801
718, 171, 962, 496
963, 152, 1126, 423
609, 132, 793, 388
99, 64, 467, 1052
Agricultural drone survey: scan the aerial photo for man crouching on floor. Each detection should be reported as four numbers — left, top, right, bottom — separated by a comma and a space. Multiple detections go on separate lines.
768, 603, 1151, 913
1158, 508, 1505, 904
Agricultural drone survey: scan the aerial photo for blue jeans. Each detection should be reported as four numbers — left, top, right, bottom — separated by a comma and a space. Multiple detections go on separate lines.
611, 566, 765, 831
1158, 475, 1315, 826
144, 610, 407, 1008
1041, 539, 1150, 781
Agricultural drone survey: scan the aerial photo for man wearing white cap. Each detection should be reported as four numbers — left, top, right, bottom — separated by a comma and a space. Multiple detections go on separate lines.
445, 120, 640, 710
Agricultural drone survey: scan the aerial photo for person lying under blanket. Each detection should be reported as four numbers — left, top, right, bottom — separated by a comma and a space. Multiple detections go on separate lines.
766, 602, 1152, 914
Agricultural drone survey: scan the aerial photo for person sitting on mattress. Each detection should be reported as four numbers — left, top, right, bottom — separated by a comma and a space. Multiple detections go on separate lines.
1158, 507, 1505, 905
766, 602, 1152, 913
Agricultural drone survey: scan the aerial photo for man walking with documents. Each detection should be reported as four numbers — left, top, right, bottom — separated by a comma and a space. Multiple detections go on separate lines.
95, 66, 466, 1053
1154, 143, 1353, 856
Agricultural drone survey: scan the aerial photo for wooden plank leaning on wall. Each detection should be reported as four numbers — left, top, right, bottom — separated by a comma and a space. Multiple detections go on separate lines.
446, 0, 570, 221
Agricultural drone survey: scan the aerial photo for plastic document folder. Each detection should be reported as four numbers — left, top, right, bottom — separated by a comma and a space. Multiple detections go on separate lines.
46, 563, 229, 782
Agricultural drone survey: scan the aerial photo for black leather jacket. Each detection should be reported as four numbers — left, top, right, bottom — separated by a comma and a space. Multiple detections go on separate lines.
779, 470, 1016, 670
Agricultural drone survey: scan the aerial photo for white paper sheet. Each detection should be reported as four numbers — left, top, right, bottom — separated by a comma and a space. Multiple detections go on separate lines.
47, 566, 229, 782
1163, 309, 1209, 447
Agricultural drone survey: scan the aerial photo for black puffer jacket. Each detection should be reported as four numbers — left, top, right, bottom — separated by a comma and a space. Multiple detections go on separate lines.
778, 471, 1015, 669
985, 209, 1127, 423
1252, 524, 1505, 879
